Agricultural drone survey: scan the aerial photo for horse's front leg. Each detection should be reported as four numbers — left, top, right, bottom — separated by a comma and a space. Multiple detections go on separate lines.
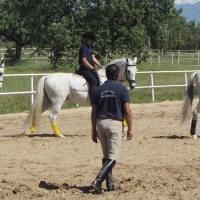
190, 107, 199, 139
49, 104, 65, 138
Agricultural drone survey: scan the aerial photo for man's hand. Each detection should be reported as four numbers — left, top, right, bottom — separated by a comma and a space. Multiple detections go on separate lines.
127, 130, 133, 140
92, 130, 98, 143
91, 68, 98, 76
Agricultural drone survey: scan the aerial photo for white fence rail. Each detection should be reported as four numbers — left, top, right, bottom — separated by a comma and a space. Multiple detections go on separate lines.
135, 70, 195, 101
0, 73, 47, 104
0, 70, 197, 104
148, 51, 200, 65
1, 48, 200, 65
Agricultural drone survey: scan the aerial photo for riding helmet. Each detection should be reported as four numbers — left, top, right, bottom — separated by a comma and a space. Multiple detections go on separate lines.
83, 31, 95, 40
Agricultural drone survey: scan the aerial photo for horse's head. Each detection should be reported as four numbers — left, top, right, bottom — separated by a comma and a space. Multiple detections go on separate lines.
99, 57, 137, 88
124, 57, 137, 89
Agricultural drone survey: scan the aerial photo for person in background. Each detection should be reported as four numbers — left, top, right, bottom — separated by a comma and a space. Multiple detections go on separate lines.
90, 63, 133, 194
78, 31, 102, 104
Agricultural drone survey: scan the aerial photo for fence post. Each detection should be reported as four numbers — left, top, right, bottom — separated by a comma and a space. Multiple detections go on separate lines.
150, 71, 155, 102
36, 53, 37, 63
184, 71, 188, 91
178, 50, 180, 65
172, 52, 173, 65
198, 51, 199, 65
149, 48, 152, 65
158, 55, 160, 64
30, 74, 34, 105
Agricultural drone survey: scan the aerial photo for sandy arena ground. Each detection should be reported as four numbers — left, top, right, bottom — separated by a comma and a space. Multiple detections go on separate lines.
0, 100, 200, 200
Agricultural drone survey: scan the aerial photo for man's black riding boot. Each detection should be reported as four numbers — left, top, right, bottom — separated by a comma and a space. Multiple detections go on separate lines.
102, 158, 115, 192
91, 159, 116, 194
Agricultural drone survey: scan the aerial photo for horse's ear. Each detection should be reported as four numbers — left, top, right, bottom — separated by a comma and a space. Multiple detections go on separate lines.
133, 57, 137, 63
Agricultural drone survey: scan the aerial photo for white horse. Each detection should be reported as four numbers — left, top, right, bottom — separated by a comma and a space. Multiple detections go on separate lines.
23, 57, 138, 137
181, 71, 200, 139
0, 57, 5, 89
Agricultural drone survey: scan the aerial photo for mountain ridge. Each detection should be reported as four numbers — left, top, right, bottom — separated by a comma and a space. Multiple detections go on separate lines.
175, 0, 199, 5
175, 2, 200, 22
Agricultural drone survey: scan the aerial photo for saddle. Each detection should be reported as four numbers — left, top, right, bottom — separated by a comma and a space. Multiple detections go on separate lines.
73, 69, 103, 92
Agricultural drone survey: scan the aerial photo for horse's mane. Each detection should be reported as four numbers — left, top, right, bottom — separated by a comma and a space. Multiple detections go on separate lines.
104, 58, 126, 68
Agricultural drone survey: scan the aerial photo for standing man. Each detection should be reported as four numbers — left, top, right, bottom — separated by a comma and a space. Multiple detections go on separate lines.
78, 31, 102, 104
90, 64, 133, 194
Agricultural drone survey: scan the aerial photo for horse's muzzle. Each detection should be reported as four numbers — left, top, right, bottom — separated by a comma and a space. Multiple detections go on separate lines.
129, 80, 136, 89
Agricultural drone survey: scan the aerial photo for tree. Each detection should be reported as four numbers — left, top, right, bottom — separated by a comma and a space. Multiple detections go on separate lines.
139, 0, 174, 50
75, 0, 147, 62
0, 0, 195, 66
0, 0, 78, 64
0, 0, 35, 60
168, 7, 197, 51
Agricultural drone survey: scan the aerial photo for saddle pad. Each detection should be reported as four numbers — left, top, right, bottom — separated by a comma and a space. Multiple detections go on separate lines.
73, 74, 106, 92
73, 74, 89, 92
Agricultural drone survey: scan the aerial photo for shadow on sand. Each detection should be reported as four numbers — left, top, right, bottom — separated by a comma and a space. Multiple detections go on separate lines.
38, 181, 92, 194
1, 133, 87, 138
153, 134, 195, 139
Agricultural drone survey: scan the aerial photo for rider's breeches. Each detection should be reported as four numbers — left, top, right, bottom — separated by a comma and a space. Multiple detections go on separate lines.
97, 118, 122, 161
79, 67, 98, 86
79, 67, 98, 102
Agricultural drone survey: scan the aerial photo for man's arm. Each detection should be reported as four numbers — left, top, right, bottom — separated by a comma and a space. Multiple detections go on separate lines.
124, 102, 133, 140
91, 104, 98, 143
82, 57, 94, 70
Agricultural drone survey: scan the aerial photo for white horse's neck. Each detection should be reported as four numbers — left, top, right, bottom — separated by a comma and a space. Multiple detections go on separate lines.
97, 58, 126, 85
97, 68, 106, 77
97, 68, 107, 85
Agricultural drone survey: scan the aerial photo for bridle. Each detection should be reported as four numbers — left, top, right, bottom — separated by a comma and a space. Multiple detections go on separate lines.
117, 58, 136, 83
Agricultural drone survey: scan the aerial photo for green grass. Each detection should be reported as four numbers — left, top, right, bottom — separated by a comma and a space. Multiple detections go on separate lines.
0, 60, 78, 114
4, 59, 75, 73
0, 58, 199, 114
128, 62, 200, 104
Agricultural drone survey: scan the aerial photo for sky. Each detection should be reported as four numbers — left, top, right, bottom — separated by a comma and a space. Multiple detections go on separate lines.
175, 0, 200, 4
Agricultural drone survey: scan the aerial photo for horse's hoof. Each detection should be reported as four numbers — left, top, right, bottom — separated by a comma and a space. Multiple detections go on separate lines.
191, 135, 198, 139
122, 127, 127, 133
59, 134, 65, 138
122, 132, 126, 137
23, 130, 30, 136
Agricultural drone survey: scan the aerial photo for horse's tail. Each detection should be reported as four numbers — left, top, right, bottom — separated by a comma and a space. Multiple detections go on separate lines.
181, 72, 197, 124
23, 76, 47, 131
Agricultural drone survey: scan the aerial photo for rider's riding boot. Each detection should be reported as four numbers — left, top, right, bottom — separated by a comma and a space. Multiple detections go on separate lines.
89, 85, 97, 105
102, 158, 115, 191
91, 159, 116, 194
